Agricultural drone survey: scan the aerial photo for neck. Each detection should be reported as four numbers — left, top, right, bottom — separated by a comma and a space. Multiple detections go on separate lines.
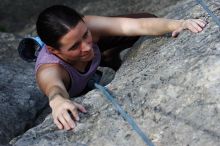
54, 53, 91, 73
72, 61, 89, 73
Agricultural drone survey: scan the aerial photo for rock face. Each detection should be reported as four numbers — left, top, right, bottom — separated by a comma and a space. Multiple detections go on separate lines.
0, 0, 183, 145
0, 33, 48, 145
7, 0, 220, 146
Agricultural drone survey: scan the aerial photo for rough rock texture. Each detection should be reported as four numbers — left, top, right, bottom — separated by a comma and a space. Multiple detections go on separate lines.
0, 33, 48, 145
0, 0, 184, 145
9, 0, 220, 146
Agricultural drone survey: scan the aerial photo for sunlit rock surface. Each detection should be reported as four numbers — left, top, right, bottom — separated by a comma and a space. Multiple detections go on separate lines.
0, 0, 220, 146
1, 0, 220, 145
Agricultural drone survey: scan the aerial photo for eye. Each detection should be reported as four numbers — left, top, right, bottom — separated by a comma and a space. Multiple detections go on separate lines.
83, 31, 89, 39
69, 43, 80, 50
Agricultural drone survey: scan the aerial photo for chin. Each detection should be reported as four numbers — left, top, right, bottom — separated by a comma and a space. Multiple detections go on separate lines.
82, 53, 94, 62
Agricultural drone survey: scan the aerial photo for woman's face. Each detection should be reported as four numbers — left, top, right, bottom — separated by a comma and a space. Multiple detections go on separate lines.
55, 21, 94, 64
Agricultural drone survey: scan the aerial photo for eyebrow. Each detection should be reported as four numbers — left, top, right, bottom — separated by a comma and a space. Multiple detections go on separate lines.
68, 28, 89, 51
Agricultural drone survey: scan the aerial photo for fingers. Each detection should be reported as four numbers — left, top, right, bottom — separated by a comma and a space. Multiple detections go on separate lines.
62, 110, 76, 129
172, 28, 182, 37
194, 19, 207, 28
56, 110, 76, 130
187, 23, 199, 33
58, 114, 72, 130
190, 22, 202, 32
187, 19, 207, 33
51, 101, 87, 130
74, 102, 87, 113
69, 106, 80, 121
54, 118, 63, 130
172, 31, 179, 38
191, 19, 206, 32
172, 31, 179, 37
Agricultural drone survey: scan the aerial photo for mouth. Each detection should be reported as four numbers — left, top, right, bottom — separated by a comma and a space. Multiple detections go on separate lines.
81, 53, 90, 57
81, 49, 93, 58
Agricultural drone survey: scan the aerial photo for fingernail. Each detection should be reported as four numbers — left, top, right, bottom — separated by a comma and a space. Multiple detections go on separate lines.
76, 116, 80, 121
72, 123, 75, 128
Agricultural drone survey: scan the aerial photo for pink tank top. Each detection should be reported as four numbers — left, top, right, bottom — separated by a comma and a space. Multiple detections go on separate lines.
35, 44, 101, 97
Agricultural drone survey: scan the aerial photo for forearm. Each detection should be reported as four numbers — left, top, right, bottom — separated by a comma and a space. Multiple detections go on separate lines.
86, 16, 206, 37
140, 18, 184, 35
36, 65, 72, 110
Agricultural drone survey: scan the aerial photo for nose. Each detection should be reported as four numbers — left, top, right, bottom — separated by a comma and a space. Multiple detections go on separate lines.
81, 41, 91, 52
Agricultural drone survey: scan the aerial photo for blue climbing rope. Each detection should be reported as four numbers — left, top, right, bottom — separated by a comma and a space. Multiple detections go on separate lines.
196, 0, 220, 27
94, 83, 155, 146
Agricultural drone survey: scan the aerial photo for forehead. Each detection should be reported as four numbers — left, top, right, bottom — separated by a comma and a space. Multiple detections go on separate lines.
60, 21, 87, 46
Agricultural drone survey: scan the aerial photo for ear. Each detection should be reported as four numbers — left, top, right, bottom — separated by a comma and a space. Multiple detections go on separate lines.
46, 45, 60, 55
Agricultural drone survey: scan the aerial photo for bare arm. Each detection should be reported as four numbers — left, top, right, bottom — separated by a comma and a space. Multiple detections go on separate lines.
36, 64, 86, 130
84, 16, 207, 39
36, 64, 70, 102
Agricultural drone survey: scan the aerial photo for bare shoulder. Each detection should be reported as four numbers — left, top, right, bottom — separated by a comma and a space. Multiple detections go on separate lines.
36, 64, 70, 88
37, 64, 67, 77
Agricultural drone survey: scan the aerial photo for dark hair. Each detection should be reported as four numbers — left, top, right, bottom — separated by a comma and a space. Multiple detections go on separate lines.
36, 5, 84, 49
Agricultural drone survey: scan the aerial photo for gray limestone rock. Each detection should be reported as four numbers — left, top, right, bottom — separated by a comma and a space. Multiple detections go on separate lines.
10, 0, 220, 146
0, 33, 47, 145
1, 0, 185, 145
